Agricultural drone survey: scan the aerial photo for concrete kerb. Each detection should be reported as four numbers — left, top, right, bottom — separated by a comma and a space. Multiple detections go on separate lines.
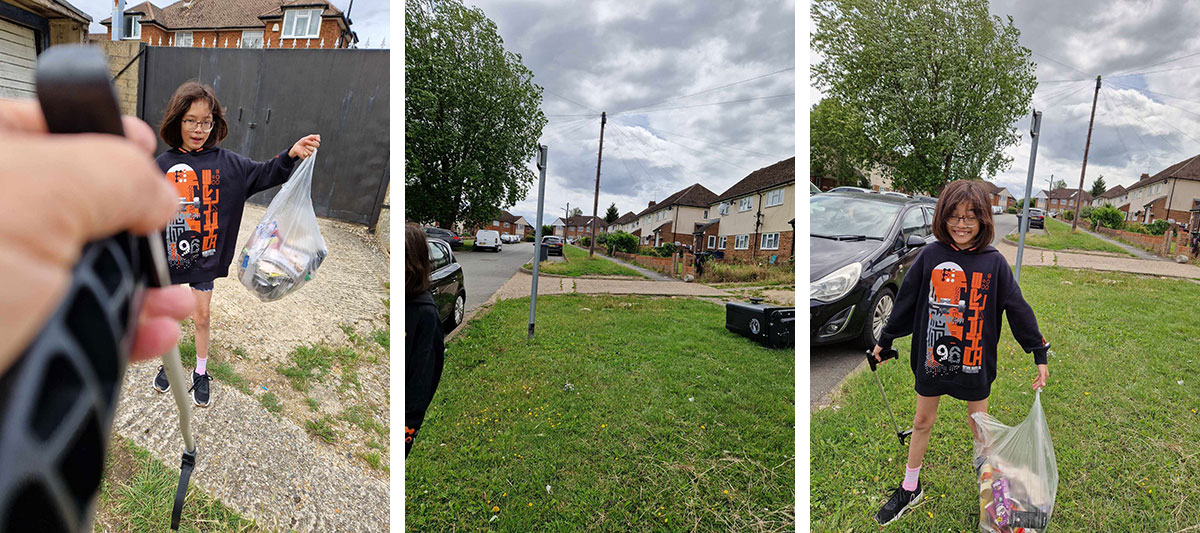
812, 357, 871, 413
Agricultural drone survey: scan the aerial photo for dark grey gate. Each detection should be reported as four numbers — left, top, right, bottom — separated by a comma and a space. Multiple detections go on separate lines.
139, 47, 390, 228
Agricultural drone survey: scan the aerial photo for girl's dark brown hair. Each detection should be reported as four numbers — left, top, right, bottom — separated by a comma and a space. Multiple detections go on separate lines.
406, 223, 432, 298
932, 180, 994, 250
159, 80, 228, 149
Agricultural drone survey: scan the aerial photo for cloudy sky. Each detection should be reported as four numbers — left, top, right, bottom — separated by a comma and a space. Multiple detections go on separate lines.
71, 0, 390, 48
468, 0, 796, 226
810, 0, 1200, 200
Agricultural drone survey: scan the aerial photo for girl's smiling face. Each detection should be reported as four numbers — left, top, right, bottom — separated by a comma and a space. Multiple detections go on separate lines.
947, 201, 980, 248
180, 100, 212, 151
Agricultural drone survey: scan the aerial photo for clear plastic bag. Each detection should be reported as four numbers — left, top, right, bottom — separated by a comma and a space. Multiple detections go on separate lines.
971, 390, 1058, 533
236, 152, 327, 302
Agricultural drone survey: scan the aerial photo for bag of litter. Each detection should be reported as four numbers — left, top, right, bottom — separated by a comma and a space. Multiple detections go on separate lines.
971, 390, 1058, 533
236, 152, 327, 302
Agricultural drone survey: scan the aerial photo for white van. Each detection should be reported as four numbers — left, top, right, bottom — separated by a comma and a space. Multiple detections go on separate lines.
475, 229, 502, 252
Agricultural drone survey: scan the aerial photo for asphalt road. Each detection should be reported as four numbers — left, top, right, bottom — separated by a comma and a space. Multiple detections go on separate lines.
809, 213, 1021, 410
453, 241, 536, 312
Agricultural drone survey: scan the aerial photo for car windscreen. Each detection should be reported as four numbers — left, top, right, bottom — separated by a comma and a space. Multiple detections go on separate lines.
810, 194, 903, 239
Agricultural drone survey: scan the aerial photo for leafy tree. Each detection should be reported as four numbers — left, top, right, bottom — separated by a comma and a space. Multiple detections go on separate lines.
1147, 220, 1170, 236
1051, 178, 1068, 190
1089, 175, 1107, 197
810, 98, 877, 188
542, 224, 554, 236
604, 203, 620, 224
606, 231, 638, 255
405, 0, 547, 230
812, 0, 1037, 194
571, 207, 583, 217
1091, 204, 1124, 230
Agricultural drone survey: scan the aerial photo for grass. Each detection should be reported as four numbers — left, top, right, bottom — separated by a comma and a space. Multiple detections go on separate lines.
259, 392, 282, 414
305, 415, 340, 444
96, 436, 258, 532
358, 450, 388, 472
699, 261, 795, 284
406, 294, 795, 531
1004, 216, 1135, 256
524, 244, 646, 277
811, 266, 1200, 531
340, 404, 388, 439
305, 397, 320, 411
370, 327, 390, 349
275, 343, 359, 392
178, 337, 252, 395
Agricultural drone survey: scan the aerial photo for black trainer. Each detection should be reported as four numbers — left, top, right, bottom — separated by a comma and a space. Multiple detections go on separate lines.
189, 372, 213, 407
153, 365, 170, 393
874, 481, 923, 526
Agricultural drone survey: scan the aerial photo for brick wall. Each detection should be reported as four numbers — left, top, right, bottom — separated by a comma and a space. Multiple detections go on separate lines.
100, 41, 143, 116
108, 18, 347, 48
718, 230, 794, 263
612, 251, 675, 276
265, 17, 347, 49
1096, 226, 1173, 255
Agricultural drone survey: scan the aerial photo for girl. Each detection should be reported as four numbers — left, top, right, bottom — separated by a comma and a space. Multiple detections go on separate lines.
151, 81, 321, 407
405, 223, 445, 457
870, 180, 1050, 526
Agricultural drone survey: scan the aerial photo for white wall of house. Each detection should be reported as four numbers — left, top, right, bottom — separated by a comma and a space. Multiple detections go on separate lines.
709, 183, 795, 241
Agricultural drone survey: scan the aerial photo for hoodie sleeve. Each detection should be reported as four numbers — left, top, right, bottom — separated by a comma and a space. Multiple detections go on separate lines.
236, 149, 299, 196
877, 249, 925, 349
998, 261, 1050, 365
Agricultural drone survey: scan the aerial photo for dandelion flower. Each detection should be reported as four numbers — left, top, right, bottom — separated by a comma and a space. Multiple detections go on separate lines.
528, 503, 533, 507
492, 506, 499, 512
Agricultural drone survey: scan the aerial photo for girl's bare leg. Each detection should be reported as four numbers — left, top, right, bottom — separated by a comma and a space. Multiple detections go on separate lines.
193, 289, 213, 373
906, 394, 941, 469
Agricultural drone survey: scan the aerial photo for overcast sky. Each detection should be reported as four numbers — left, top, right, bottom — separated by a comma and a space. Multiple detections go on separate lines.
468, 0, 796, 226
70, 0, 390, 48
810, 0, 1200, 200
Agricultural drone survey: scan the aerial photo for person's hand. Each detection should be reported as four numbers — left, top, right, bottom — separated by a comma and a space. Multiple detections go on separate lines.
872, 344, 884, 362
1032, 363, 1049, 390
289, 134, 321, 159
0, 98, 184, 375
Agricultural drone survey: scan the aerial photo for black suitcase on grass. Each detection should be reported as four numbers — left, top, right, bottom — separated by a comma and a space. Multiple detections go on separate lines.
725, 299, 794, 348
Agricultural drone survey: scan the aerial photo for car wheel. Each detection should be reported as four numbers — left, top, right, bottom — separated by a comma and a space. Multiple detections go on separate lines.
444, 291, 465, 333
860, 287, 895, 349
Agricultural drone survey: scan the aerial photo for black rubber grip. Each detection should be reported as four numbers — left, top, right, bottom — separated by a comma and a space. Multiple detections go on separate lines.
867, 347, 899, 371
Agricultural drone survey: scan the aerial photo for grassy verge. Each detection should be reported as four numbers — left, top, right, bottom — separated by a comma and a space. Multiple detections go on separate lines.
523, 244, 646, 277
406, 294, 795, 531
811, 267, 1200, 531
699, 261, 795, 285
95, 436, 258, 532
1004, 216, 1135, 256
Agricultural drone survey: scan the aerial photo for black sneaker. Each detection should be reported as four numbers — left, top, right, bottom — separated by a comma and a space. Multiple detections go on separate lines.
153, 366, 170, 393
189, 372, 213, 407
874, 481, 923, 526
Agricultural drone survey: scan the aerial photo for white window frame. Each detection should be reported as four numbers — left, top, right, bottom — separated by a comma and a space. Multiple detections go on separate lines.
761, 232, 779, 250
718, 202, 730, 216
175, 31, 193, 47
241, 30, 264, 48
122, 15, 141, 39
702, 210, 708, 219
718, 236, 727, 249
282, 8, 322, 39
738, 197, 753, 212
734, 234, 749, 250
707, 235, 716, 248
765, 188, 784, 207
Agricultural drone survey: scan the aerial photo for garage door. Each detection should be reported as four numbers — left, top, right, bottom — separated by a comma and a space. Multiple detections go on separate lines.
0, 18, 37, 98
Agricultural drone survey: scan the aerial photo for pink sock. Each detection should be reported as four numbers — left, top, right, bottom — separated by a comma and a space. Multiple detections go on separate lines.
195, 357, 207, 375
902, 465, 921, 491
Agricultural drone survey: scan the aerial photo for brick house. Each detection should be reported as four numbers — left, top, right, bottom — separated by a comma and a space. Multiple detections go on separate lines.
973, 180, 1015, 209
1042, 188, 1092, 217
0, 0, 91, 98
708, 157, 795, 262
101, 0, 356, 49
628, 184, 718, 247
1093, 184, 1126, 208
1120, 156, 1200, 225
552, 216, 607, 241
608, 211, 637, 234
468, 210, 530, 237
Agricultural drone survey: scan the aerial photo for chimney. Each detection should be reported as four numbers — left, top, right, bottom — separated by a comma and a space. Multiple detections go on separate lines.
1141, 173, 1150, 180
648, 200, 656, 208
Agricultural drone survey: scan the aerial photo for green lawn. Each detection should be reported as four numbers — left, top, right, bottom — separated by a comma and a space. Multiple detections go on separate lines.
811, 266, 1200, 531
524, 244, 646, 278
406, 294, 795, 531
1005, 216, 1135, 256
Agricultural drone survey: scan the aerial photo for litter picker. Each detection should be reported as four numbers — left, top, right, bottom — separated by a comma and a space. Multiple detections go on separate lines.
866, 347, 913, 446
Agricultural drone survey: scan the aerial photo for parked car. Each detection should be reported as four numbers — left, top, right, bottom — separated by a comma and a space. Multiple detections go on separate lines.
1017, 207, 1045, 229
505, 233, 522, 243
810, 181, 822, 194
828, 186, 871, 194
881, 191, 910, 199
992, 205, 1004, 214
542, 235, 563, 256
810, 192, 936, 348
475, 229, 502, 252
427, 238, 466, 333
423, 226, 464, 249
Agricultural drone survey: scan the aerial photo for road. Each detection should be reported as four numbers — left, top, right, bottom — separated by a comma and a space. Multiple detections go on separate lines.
809, 213, 1020, 410
453, 241, 537, 313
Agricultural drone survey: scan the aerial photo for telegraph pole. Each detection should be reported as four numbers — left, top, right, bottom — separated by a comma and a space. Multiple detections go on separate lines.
589, 112, 606, 257
1016, 110, 1043, 283
529, 145, 548, 339
1073, 75, 1102, 231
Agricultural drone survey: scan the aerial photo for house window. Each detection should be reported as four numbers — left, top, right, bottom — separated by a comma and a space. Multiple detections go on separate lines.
718, 236, 727, 249
702, 210, 708, 219
718, 202, 730, 216
738, 197, 753, 212
734, 234, 749, 250
282, 8, 322, 39
175, 31, 193, 47
122, 15, 141, 39
765, 188, 784, 207
492, 220, 499, 226
503, 222, 510, 228
707, 235, 716, 248
761, 232, 779, 250
241, 30, 264, 48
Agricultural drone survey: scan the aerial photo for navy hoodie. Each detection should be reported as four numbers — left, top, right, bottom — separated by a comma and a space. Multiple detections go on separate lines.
406, 291, 444, 457
878, 241, 1050, 401
157, 147, 297, 284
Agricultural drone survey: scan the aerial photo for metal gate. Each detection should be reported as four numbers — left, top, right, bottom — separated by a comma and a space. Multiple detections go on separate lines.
139, 47, 390, 228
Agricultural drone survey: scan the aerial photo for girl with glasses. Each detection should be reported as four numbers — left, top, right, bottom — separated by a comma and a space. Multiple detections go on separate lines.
867, 180, 1051, 526
150, 80, 321, 408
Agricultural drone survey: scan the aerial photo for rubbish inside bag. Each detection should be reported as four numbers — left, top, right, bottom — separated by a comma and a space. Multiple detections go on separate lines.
972, 390, 1057, 533
237, 152, 327, 302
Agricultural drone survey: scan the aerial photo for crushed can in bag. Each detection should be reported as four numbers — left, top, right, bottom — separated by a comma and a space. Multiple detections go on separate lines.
972, 390, 1057, 533
237, 151, 327, 301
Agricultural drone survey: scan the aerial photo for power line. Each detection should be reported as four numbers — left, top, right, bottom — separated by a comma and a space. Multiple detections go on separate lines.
1109, 50, 1200, 78
1101, 87, 1159, 169
1107, 84, 1199, 150
614, 93, 795, 116
618, 120, 752, 172
1042, 84, 1091, 109
1104, 78, 1200, 110
1031, 50, 1092, 77
1032, 82, 1089, 107
615, 66, 795, 115
1108, 62, 1200, 78
543, 87, 601, 114
612, 118, 790, 159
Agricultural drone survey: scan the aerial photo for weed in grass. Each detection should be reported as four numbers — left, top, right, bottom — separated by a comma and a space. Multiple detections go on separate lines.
276, 343, 359, 392
259, 392, 282, 414
305, 415, 340, 443
340, 323, 367, 346
209, 360, 252, 395
366, 438, 385, 450
371, 328, 390, 350
231, 346, 247, 359
306, 397, 320, 411
340, 404, 387, 438
358, 450, 387, 471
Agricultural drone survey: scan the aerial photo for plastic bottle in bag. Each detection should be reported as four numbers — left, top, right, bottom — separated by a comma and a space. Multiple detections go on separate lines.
972, 390, 1057, 533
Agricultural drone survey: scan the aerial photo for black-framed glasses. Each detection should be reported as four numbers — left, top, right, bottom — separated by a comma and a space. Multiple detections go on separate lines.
182, 119, 214, 132
948, 215, 979, 227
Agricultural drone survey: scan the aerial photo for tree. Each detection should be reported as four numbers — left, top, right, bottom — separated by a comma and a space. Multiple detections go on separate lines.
1051, 178, 1068, 190
812, 0, 1037, 194
1089, 175, 1107, 197
810, 98, 877, 188
542, 224, 554, 236
405, 0, 547, 230
571, 207, 583, 217
604, 203, 619, 224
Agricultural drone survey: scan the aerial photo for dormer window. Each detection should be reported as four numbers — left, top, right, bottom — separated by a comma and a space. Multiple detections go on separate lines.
122, 14, 141, 39
283, 8, 322, 39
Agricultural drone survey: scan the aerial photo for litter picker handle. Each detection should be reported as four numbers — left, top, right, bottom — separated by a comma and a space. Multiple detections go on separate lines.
0, 45, 164, 532
867, 347, 899, 371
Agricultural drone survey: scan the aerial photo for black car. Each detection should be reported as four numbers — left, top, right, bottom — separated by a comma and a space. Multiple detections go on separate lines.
1017, 208, 1045, 229
428, 238, 466, 334
542, 235, 563, 256
424, 226, 464, 249
810, 192, 935, 348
